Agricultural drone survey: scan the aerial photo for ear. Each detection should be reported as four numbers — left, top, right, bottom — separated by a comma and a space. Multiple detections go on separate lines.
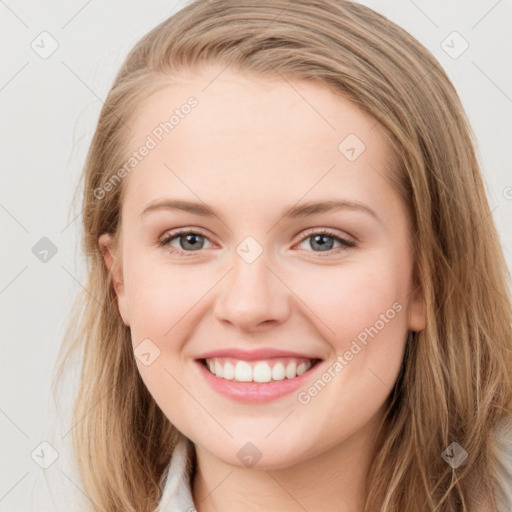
407, 282, 426, 332
98, 233, 130, 326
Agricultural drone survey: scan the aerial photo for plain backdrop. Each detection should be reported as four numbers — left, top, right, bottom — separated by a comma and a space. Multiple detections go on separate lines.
1, 0, 511, 510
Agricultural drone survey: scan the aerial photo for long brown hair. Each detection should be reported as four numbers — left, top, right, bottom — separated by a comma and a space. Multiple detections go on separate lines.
52, 1, 512, 510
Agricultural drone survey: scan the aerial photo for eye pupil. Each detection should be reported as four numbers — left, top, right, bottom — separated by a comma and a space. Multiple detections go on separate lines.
181, 234, 203, 250
311, 234, 334, 251
164, 230, 351, 257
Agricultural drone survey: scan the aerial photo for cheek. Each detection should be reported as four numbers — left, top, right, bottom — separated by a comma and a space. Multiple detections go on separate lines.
121, 245, 412, 451
125, 244, 412, 348
126, 262, 198, 342
123, 261, 204, 429
290, 254, 411, 341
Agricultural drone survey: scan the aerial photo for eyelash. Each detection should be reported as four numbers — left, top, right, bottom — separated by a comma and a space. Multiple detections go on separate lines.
158, 228, 356, 258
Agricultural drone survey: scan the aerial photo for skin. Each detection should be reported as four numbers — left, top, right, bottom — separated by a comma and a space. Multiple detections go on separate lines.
99, 64, 426, 512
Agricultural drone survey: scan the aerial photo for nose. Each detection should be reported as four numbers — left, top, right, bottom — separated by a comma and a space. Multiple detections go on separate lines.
213, 249, 291, 332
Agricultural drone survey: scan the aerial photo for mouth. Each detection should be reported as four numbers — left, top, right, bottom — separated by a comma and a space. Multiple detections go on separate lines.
198, 356, 323, 383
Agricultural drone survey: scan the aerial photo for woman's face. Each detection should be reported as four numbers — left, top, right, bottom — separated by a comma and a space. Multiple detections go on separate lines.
100, 65, 425, 469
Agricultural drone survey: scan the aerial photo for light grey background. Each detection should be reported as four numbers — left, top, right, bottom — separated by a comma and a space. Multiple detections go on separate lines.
1, 0, 511, 510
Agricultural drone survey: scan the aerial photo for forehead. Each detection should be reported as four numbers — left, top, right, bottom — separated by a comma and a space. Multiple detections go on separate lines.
120, 66, 396, 222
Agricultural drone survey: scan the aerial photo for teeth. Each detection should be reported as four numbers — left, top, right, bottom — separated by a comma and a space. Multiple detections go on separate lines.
297, 362, 308, 376
272, 362, 286, 381
204, 357, 315, 382
235, 360, 252, 382
285, 362, 297, 379
214, 360, 223, 378
223, 361, 235, 380
253, 362, 272, 382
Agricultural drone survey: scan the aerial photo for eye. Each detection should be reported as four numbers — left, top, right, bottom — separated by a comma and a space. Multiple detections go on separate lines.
158, 229, 214, 256
295, 229, 356, 256
158, 228, 356, 258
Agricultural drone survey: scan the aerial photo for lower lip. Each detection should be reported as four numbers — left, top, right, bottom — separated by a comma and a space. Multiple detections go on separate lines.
195, 359, 322, 403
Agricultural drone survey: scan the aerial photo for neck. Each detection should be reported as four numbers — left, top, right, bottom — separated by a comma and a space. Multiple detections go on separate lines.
191, 411, 385, 512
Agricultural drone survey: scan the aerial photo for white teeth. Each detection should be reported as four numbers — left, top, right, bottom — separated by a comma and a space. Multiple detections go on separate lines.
205, 357, 314, 382
223, 361, 235, 380
272, 362, 286, 381
296, 362, 308, 376
253, 362, 272, 382
285, 362, 297, 379
235, 361, 252, 382
214, 360, 224, 378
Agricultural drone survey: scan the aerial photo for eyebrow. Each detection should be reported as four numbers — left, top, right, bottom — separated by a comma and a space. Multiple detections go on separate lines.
139, 199, 378, 221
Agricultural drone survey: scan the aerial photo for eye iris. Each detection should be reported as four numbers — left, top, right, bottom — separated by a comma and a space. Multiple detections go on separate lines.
180, 233, 203, 251
169, 232, 344, 253
311, 234, 334, 251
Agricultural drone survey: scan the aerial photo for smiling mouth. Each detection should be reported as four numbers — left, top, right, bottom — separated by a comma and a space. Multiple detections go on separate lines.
199, 357, 322, 383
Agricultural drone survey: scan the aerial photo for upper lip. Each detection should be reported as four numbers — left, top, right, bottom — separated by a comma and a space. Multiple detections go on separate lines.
195, 348, 322, 361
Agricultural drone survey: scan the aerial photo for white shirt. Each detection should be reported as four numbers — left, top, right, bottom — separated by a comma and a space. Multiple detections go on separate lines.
156, 416, 512, 512
156, 435, 196, 512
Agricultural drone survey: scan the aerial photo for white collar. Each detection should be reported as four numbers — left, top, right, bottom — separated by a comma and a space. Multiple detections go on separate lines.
156, 417, 512, 512
156, 435, 196, 512
494, 415, 512, 512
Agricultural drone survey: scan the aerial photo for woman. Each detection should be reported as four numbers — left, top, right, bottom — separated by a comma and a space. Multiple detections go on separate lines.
54, 1, 512, 510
